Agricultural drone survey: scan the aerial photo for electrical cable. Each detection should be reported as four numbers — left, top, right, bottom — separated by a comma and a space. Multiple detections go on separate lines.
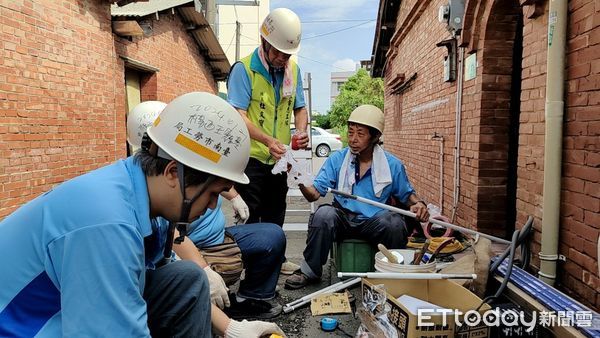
238, 34, 355, 71
303, 20, 375, 40
476, 229, 520, 311
223, 31, 236, 54
489, 216, 533, 273
519, 219, 532, 269
297, 55, 351, 71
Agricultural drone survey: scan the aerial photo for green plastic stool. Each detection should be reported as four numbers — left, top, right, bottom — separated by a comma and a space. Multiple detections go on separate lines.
333, 239, 377, 273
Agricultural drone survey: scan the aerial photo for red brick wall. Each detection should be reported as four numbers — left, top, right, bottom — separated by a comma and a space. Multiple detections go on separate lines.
558, 0, 599, 308
518, 0, 600, 310
384, 0, 599, 309
0, 0, 218, 218
517, 3, 550, 268
385, 0, 485, 230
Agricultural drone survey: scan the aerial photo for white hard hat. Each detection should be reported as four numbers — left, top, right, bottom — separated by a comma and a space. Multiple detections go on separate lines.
260, 8, 302, 54
147, 92, 250, 184
127, 101, 167, 151
348, 104, 385, 134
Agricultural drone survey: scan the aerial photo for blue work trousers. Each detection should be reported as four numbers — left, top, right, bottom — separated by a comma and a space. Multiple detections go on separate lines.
226, 222, 286, 299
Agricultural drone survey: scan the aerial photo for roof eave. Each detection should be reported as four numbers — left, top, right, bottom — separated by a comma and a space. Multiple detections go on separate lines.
371, 0, 401, 77
112, 2, 231, 81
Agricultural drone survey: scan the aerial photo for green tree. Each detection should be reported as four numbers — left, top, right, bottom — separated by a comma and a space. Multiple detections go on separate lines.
314, 114, 332, 129
328, 68, 384, 128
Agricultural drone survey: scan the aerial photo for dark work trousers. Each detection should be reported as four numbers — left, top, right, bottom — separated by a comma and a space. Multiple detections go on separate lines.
234, 158, 288, 227
225, 223, 286, 299
300, 204, 408, 279
144, 260, 211, 338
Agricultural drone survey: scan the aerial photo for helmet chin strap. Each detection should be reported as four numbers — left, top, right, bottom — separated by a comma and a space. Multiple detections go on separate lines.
262, 42, 284, 71
162, 162, 216, 259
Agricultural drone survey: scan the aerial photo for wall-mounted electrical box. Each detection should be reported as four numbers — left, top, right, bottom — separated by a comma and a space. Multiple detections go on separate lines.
439, 0, 465, 34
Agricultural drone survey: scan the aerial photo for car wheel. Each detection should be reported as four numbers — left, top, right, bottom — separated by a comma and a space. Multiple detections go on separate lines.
316, 144, 330, 157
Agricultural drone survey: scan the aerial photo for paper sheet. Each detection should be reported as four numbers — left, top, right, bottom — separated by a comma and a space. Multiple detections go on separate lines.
310, 292, 352, 316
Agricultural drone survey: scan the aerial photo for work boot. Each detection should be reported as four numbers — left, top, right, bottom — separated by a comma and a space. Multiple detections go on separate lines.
284, 270, 319, 290
280, 260, 300, 275
225, 293, 283, 320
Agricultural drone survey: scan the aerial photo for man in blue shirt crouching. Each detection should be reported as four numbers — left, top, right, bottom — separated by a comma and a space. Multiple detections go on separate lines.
0, 92, 283, 337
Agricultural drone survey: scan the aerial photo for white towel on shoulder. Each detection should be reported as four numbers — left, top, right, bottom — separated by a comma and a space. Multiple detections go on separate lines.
338, 145, 392, 198
371, 145, 393, 197
338, 152, 357, 195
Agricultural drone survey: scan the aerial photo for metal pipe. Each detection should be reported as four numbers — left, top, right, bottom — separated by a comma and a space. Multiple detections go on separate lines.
432, 132, 445, 212
282, 277, 361, 313
285, 280, 346, 307
338, 272, 477, 280
539, 0, 568, 286
328, 188, 511, 244
451, 47, 465, 222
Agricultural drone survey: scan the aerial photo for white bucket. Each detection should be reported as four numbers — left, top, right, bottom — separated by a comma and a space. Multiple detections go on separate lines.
374, 250, 436, 273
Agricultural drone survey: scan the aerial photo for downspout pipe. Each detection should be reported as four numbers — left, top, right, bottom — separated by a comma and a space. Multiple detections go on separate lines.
538, 0, 568, 285
451, 47, 465, 223
432, 132, 445, 213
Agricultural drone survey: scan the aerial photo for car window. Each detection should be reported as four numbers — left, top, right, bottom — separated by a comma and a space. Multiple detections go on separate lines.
311, 128, 321, 135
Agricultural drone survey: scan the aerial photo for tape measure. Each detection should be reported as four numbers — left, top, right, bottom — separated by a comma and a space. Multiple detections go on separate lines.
320, 317, 338, 332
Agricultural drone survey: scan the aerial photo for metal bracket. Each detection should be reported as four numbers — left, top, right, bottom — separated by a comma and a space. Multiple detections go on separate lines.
538, 253, 566, 262
520, 0, 545, 19
436, 38, 457, 82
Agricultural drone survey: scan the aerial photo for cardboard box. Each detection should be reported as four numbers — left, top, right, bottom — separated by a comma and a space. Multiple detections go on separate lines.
361, 278, 491, 338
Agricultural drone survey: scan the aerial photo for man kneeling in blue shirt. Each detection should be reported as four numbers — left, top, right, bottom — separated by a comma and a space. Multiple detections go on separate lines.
0, 92, 283, 337
128, 100, 286, 320
284, 105, 431, 290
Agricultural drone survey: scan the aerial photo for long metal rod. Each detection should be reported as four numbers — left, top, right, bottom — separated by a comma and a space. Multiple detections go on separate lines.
338, 272, 477, 280
282, 277, 361, 313
327, 188, 511, 245
285, 280, 346, 308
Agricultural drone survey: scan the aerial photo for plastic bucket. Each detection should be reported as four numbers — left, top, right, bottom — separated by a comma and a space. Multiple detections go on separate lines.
374, 250, 436, 273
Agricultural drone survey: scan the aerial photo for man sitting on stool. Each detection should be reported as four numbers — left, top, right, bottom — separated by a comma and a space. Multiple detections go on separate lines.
284, 104, 430, 290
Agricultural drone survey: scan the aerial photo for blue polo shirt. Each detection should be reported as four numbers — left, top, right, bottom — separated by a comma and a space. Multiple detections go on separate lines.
227, 48, 306, 110
159, 196, 226, 248
0, 157, 163, 337
313, 148, 416, 219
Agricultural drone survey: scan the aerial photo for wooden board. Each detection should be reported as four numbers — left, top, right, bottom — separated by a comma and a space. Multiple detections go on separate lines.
112, 21, 143, 37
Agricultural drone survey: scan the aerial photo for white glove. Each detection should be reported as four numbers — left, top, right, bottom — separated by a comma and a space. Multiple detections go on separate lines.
287, 158, 313, 188
204, 266, 230, 309
230, 195, 249, 224
295, 171, 313, 187
271, 148, 293, 175
225, 319, 285, 338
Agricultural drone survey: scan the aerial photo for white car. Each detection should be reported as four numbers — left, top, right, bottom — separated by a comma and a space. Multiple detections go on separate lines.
291, 126, 343, 157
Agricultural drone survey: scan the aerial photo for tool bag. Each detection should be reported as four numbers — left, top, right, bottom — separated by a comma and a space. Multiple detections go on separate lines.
198, 232, 244, 286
